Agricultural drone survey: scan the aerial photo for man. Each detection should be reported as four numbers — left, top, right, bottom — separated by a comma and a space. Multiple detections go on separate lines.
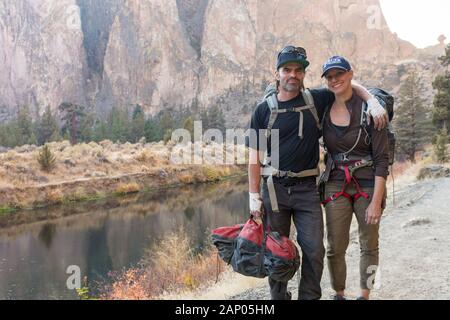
248, 46, 387, 300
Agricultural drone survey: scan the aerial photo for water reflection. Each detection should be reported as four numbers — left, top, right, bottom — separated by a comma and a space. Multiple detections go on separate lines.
0, 177, 248, 300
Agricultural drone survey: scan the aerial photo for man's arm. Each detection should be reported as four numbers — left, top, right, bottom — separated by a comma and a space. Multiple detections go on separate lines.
249, 148, 263, 217
352, 82, 389, 130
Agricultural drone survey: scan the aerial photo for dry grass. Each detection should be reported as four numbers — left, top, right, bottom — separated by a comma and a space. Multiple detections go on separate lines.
0, 140, 244, 209
115, 183, 140, 195
103, 229, 224, 300
46, 189, 64, 204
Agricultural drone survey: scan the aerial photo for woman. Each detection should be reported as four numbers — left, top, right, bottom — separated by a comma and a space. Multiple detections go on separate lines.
320, 56, 389, 300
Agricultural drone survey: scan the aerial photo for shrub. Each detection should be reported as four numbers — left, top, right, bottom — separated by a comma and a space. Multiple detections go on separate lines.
38, 144, 56, 172
115, 183, 140, 195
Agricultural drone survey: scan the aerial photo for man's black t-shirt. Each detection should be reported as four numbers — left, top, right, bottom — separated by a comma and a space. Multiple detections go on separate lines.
249, 88, 335, 173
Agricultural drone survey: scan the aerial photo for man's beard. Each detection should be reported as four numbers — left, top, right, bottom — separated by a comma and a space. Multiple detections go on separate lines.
281, 79, 303, 92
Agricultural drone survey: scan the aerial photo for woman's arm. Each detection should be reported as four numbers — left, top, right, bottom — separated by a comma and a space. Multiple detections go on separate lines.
351, 81, 373, 101
366, 176, 386, 224
366, 120, 389, 224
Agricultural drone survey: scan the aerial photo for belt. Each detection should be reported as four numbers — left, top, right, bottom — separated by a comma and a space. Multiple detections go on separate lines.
261, 166, 320, 212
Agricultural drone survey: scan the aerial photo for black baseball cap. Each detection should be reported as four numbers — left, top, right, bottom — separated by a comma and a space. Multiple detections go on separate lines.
276, 46, 310, 70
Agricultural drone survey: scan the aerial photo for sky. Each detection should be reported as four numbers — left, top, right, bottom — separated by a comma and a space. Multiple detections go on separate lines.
379, 0, 450, 48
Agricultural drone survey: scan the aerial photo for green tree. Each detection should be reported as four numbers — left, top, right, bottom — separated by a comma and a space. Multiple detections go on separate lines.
92, 119, 108, 142
183, 116, 194, 141
439, 44, 450, 66
131, 104, 146, 142
159, 110, 175, 143
38, 106, 60, 145
107, 106, 130, 143
394, 70, 434, 163
205, 105, 226, 133
160, 110, 174, 134
0, 125, 7, 147
38, 144, 56, 172
432, 44, 450, 131
17, 106, 33, 145
144, 117, 162, 142
434, 125, 448, 163
59, 102, 86, 145
200, 109, 209, 130
0, 121, 20, 147
80, 112, 95, 143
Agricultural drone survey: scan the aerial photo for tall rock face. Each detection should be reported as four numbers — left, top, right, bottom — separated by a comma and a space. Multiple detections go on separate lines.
176, 0, 209, 57
0, 0, 87, 121
199, 0, 259, 120
100, 0, 200, 115
0, 0, 444, 126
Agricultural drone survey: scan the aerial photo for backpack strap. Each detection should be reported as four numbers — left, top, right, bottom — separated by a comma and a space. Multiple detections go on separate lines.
265, 93, 279, 139
302, 89, 321, 131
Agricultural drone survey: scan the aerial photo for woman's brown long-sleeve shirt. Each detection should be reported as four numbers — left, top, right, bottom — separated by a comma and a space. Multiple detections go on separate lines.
323, 94, 389, 187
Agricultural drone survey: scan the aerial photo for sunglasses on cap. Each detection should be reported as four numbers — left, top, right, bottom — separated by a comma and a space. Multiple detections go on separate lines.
278, 46, 307, 60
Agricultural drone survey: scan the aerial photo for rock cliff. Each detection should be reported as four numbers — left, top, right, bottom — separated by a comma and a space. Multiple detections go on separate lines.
0, 0, 446, 126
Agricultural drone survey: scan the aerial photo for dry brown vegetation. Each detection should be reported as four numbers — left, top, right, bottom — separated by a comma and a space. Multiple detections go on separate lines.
0, 140, 246, 210
103, 228, 225, 300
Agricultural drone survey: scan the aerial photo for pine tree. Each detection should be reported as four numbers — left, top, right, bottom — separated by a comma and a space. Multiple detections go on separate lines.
1, 121, 20, 147
439, 44, 450, 66
131, 104, 146, 142
202, 106, 226, 132
0, 125, 7, 147
107, 106, 130, 143
432, 44, 450, 131
434, 125, 448, 163
38, 106, 60, 145
58, 102, 86, 145
92, 119, 108, 142
17, 106, 33, 145
160, 110, 174, 134
394, 70, 434, 163
80, 113, 95, 143
38, 144, 56, 172
200, 109, 209, 131
206, 105, 226, 133
183, 116, 194, 140
144, 117, 162, 142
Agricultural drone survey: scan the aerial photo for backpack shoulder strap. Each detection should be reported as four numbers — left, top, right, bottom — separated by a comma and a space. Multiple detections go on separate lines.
265, 92, 279, 138
302, 89, 321, 130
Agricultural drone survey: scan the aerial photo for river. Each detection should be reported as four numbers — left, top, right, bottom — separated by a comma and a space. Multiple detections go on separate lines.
0, 177, 248, 300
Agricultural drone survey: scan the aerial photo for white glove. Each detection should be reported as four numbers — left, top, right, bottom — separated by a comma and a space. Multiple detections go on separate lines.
367, 98, 385, 118
249, 192, 263, 217
366, 98, 388, 129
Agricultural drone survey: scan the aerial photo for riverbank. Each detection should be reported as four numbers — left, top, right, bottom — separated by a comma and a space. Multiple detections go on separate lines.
0, 140, 247, 213
0, 177, 250, 299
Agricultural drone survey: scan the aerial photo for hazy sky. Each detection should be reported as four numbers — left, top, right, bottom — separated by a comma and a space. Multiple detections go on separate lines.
379, 0, 450, 48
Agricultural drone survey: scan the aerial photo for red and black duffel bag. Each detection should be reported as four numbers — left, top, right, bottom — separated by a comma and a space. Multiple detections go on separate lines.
211, 217, 300, 282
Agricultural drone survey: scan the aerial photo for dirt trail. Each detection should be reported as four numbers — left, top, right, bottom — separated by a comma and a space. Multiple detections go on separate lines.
228, 177, 450, 300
